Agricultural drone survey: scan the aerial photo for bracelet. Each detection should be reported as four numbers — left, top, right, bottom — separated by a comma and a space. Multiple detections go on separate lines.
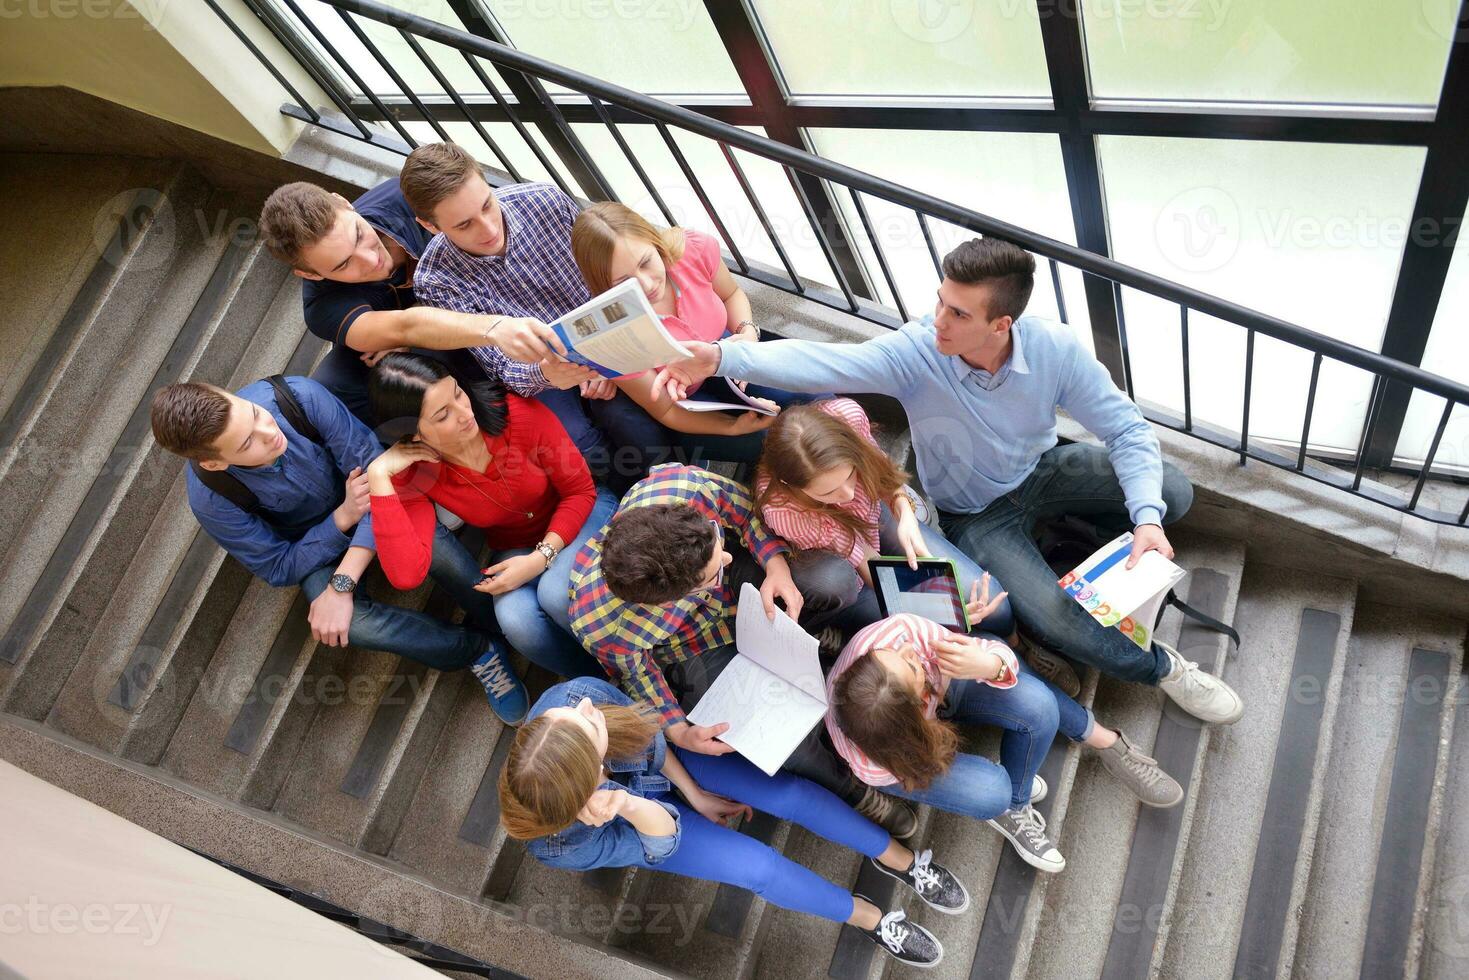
534, 541, 559, 567
737, 319, 758, 339
482, 316, 506, 344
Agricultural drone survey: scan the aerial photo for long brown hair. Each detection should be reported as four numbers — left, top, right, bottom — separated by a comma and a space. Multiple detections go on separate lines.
571, 201, 686, 295
755, 401, 908, 552
832, 650, 957, 791
499, 703, 661, 840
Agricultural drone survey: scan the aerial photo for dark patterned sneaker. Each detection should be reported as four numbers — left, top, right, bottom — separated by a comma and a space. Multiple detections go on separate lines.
987, 805, 1066, 873
857, 901, 943, 969
856, 786, 918, 840
869, 848, 970, 914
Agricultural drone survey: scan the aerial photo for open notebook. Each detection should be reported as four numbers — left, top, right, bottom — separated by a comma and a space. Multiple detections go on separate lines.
686, 583, 826, 775
1058, 531, 1186, 650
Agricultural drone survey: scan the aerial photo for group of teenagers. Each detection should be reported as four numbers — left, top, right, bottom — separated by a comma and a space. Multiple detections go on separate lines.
148, 141, 1246, 968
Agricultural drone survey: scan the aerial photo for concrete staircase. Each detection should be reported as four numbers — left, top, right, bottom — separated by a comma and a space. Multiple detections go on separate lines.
1, 149, 1466, 980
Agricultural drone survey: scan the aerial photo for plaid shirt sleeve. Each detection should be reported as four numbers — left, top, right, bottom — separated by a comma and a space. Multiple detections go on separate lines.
702, 469, 788, 566
471, 344, 551, 395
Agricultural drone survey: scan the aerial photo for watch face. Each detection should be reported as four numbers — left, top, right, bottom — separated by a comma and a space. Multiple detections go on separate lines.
331, 574, 355, 593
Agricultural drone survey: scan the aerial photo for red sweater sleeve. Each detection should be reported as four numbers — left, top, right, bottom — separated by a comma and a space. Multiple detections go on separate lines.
522, 397, 596, 545
368, 463, 442, 589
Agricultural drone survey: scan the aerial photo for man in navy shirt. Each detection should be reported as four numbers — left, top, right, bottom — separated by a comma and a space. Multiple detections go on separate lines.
149, 376, 528, 723
258, 179, 567, 426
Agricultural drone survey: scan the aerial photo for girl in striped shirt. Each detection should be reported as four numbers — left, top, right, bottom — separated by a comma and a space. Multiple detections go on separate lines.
825, 614, 1185, 873
754, 397, 1011, 637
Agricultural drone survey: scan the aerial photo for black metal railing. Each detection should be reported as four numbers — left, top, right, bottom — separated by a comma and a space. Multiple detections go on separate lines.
210, 0, 1469, 526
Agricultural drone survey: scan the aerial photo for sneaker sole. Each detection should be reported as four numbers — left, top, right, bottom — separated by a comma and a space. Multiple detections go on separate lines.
986, 819, 1066, 873
867, 859, 971, 916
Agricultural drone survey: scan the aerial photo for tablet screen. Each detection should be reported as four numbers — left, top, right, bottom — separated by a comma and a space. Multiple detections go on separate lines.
869, 559, 967, 632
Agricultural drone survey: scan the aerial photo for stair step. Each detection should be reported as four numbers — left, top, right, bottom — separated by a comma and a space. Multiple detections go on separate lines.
1029, 531, 1245, 980
1293, 602, 1467, 979
23, 242, 288, 739
748, 823, 864, 979
1157, 564, 1358, 980
1421, 643, 1469, 980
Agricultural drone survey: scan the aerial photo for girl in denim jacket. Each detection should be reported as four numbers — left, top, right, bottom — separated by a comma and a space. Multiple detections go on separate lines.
499, 676, 967, 968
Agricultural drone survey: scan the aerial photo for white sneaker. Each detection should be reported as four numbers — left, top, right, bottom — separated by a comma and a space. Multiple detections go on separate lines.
1156, 640, 1244, 725
1029, 774, 1047, 805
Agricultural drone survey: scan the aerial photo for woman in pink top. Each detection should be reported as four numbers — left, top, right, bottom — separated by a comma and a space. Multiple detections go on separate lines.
755, 397, 1011, 636
826, 614, 1184, 874
571, 203, 814, 479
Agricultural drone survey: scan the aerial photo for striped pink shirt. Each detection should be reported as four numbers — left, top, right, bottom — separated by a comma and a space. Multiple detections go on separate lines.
824, 614, 1018, 787
757, 397, 883, 568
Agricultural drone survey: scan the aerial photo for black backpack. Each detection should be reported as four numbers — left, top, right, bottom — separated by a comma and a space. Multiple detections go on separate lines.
190, 375, 327, 516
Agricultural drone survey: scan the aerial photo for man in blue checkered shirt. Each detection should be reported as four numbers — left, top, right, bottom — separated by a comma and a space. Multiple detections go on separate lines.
402, 142, 620, 481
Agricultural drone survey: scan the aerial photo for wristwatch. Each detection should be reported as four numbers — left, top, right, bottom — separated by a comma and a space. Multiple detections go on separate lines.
330, 573, 357, 594
737, 319, 759, 339
534, 541, 559, 567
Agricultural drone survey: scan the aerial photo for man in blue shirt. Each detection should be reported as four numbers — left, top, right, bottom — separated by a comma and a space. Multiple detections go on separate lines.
149, 375, 528, 723
651, 238, 1243, 726
259, 179, 567, 426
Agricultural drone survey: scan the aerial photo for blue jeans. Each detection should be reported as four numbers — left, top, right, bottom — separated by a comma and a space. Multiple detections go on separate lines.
885, 666, 1062, 813
486, 487, 617, 679
646, 749, 889, 923
300, 523, 495, 672
788, 504, 1016, 638
939, 442, 1195, 686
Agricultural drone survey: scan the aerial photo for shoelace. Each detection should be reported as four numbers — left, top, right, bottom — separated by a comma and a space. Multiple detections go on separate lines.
877, 911, 911, 954
1119, 745, 1163, 787
1012, 805, 1051, 847
909, 849, 942, 896
473, 658, 517, 698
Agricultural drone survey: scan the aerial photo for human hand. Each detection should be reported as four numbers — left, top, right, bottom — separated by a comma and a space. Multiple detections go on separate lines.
487, 316, 564, 363
666, 720, 736, 755
359, 346, 409, 368
368, 441, 439, 481
334, 466, 372, 527
475, 553, 545, 595
894, 510, 931, 569
539, 356, 601, 390
962, 572, 1009, 626
650, 341, 721, 401
759, 565, 804, 622
1128, 524, 1174, 569
307, 588, 354, 648
576, 787, 628, 827
580, 377, 618, 400
932, 636, 1005, 682
689, 789, 753, 827
728, 408, 778, 435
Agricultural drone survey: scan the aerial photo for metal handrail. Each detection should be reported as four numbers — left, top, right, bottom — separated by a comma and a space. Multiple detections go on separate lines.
213, 0, 1469, 523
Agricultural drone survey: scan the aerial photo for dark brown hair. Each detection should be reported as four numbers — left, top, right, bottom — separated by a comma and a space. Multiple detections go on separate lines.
755, 400, 907, 554
832, 650, 958, 791
601, 504, 718, 604
150, 381, 234, 461
499, 703, 660, 840
941, 238, 1036, 322
258, 182, 345, 270
400, 141, 482, 221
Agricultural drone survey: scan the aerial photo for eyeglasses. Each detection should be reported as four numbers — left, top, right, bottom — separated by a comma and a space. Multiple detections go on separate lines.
694, 519, 725, 592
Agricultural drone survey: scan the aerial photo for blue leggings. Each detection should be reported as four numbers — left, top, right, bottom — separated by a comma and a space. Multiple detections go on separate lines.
647, 750, 890, 923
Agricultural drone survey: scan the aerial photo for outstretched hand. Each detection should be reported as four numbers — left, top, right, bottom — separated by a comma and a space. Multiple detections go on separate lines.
1127, 524, 1175, 569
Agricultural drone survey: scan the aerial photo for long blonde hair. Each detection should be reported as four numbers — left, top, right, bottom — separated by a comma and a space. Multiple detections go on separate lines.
499, 703, 661, 840
571, 201, 686, 295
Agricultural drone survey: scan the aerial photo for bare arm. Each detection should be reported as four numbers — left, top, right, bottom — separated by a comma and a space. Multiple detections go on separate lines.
342, 307, 565, 362
615, 372, 775, 437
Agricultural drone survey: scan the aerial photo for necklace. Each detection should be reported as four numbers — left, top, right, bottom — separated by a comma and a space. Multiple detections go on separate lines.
443, 444, 534, 520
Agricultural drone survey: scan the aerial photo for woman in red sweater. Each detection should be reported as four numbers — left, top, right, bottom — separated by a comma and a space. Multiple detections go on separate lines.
365, 353, 616, 689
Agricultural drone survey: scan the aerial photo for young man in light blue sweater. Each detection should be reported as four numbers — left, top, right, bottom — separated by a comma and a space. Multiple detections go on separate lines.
651, 238, 1242, 727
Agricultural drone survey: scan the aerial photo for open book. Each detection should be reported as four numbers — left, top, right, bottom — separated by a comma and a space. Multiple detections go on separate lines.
676, 381, 779, 416
1057, 531, 1185, 650
685, 582, 826, 775
549, 279, 692, 379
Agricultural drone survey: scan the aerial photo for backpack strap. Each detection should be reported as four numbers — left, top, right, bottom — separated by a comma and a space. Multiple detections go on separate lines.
188, 376, 326, 517
1164, 589, 1241, 649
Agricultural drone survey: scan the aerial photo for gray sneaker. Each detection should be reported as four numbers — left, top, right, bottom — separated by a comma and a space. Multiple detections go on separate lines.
1097, 731, 1184, 807
1019, 637, 1082, 700
856, 786, 918, 840
988, 805, 1066, 873
1156, 640, 1244, 725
